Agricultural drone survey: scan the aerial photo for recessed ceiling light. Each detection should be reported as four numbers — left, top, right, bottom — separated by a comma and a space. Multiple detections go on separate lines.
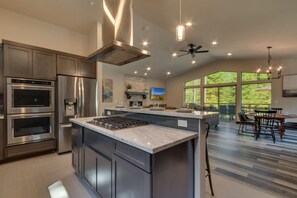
186, 22, 192, 27
212, 41, 218, 45
147, 67, 151, 71
142, 41, 148, 46
227, 52, 232, 56
144, 72, 147, 76
192, 60, 196, 64
167, 71, 171, 75
172, 52, 177, 57
134, 71, 138, 74
90, 1, 94, 6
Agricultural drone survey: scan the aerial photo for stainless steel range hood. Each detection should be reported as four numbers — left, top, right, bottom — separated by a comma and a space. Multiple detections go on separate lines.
88, 0, 151, 66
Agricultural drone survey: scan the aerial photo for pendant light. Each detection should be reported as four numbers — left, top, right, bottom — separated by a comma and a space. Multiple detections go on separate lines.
176, 0, 185, 41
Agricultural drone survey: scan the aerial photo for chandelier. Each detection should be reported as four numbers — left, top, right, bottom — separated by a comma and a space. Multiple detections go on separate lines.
257, 46, 282, 80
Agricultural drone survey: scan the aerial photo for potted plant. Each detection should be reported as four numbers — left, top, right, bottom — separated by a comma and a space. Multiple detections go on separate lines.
127, 83, 132, 90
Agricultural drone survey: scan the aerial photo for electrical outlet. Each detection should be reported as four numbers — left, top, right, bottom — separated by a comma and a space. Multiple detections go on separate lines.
178, 120, 188, 127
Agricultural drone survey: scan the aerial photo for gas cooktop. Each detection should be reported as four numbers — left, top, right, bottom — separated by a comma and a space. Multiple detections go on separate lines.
87, 116, 148, 130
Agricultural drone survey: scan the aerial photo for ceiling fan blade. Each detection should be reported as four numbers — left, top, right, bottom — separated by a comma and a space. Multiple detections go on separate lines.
179, 50, 189, 52
194, 45, 202, 51
196, 50, 209, 53
178, 53, 189, 57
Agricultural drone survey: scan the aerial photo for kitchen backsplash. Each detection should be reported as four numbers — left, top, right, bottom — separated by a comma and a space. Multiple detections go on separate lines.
124, 74, 147, 92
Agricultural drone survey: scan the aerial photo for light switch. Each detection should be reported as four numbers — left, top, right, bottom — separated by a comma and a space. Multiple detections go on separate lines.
178, 120, 188, 127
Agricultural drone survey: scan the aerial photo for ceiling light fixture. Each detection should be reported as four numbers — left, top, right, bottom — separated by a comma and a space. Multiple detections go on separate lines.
90, 1, 94, 6
176, 0, 185, 41
185, 22, 192, 27
167, 71, 171, 75
147, 67, 151, 71
257, 46, 282, 80
212, 41, 218, 45
227, 52, 232, 56
192, 60, 196, 64
144, 72, 147, 76
172, 52, 177, 57
134, 71, 138, 74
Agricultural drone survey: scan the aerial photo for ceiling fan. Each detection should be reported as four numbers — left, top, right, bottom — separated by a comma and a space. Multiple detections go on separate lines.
178, 44, 209, 60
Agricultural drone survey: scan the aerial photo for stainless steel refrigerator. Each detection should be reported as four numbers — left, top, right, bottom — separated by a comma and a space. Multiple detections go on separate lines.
57, 75, 98, 153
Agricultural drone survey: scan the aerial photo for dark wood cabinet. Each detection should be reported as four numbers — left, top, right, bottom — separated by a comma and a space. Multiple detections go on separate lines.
113, 154, 151, 198
4, 44, 56, 80
96, 153, 112, 198
57, 55, 96, 78
82, 146, 97, 190
72, 124, 83, 174
4, 45, 32, 78
57, 55, 78, 76
32, 50, 56, 80
78, 59, 96, 78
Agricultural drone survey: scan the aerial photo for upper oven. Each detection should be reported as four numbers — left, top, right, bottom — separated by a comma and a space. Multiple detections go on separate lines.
7, 78, 55, 114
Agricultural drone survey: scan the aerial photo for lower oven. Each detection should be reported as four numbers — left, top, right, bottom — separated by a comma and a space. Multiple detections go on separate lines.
7, 113, 54, 145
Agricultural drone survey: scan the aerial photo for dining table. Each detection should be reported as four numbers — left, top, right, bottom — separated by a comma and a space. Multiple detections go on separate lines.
247, 113, 297, 140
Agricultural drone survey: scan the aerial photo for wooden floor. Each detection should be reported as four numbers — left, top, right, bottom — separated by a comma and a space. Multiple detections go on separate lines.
208, 122, 297, 198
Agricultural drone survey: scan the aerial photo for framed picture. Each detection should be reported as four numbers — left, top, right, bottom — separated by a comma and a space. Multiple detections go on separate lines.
283, 74, 297, 97
102, 79, 113, 102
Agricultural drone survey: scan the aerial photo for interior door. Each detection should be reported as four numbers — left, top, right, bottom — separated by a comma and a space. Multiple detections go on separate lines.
80, 78, 98, 117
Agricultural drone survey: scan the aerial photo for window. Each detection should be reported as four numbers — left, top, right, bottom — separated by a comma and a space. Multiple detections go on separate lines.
241, 83, 271, 112
205, 71, 237, 85
184, 78, 201, 105
242, 72, 268, 81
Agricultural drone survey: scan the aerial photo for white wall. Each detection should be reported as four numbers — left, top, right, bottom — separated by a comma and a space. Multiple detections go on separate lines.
166, 58, 297, 118
0, 8, 89, 56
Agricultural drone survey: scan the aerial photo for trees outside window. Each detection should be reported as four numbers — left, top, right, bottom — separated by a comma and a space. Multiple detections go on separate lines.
205, 71, 237, 85
184, 78, 201, 105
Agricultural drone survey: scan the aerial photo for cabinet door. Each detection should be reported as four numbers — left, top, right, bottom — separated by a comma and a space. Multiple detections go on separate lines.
57, 55, 78, 76
97, 154, 112, 198
82, 146, 97, 190
4, 45, 32, 78
32, 50, 56, 80
78, 59, 96, 78
113, 154, 151, 198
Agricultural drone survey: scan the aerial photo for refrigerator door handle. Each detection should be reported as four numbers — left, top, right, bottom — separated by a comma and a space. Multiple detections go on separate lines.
95, 80, 99, 117
81, 78, 85, 117
78, 78, 82, 118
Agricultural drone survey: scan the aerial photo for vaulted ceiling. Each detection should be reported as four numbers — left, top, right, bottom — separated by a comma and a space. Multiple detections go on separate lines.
1, 0, 297, 79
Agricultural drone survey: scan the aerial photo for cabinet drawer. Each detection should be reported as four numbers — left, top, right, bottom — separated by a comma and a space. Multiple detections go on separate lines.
115, 142, 151, 173
84, 128, 114, 158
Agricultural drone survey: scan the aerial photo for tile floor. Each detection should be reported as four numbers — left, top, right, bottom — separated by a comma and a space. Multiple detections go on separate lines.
0, 152, 274, 198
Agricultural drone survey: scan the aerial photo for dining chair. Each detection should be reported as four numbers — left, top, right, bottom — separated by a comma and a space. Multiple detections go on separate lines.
237, 111, 254, 134
254, 110, 277, 143
271, 107, 283, 114
205, 122, 214, 196
271, 107, 283, 132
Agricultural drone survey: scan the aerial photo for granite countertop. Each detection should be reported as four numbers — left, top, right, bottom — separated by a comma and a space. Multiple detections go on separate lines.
105, 107, 219, 119
71, 117, 198, 154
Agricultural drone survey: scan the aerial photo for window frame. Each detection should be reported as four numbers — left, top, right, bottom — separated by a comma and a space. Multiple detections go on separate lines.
183, 78, 202, 105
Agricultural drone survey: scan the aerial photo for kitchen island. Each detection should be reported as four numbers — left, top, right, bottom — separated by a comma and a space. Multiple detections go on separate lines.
71, 108, 219, 198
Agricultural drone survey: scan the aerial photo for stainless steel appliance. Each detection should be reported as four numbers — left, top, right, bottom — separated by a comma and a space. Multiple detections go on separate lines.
87, 117, 148, 130
7, 78, 55, 114
57, 75, 98, 153
7, 113, 54, 145
88, 0, 150, 65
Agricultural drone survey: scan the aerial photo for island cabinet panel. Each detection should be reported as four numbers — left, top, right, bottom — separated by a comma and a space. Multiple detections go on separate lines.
4, 45, 32, 78
72, 124, 83, 175
113, 154, 152, 198
97, 154, 112, 198
32, 50, 56, 80
82, 145, 97, 190
57, 55, 78, 76
78, 59, 96, 78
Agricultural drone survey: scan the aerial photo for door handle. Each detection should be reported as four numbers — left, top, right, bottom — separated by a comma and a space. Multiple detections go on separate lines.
60, 124, 72, 128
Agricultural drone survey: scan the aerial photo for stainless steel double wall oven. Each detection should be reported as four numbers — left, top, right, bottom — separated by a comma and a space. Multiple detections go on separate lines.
6, 78, 55, 145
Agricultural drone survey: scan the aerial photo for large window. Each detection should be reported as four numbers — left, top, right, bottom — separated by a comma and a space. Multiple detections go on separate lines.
242, 72, 268, 81
241, 83, 272, 112
184, 78, 201, 105
205, 71, 237, 85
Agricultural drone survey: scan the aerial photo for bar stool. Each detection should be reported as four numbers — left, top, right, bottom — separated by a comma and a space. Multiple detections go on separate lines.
205, 123, 214, 196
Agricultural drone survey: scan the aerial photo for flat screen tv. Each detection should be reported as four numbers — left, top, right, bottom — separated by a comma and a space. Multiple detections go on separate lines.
150, 87, 165, 100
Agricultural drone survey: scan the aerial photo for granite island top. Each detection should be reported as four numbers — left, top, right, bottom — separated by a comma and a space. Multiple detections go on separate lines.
105, 107, 219, 119
71, 117, 198, 154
